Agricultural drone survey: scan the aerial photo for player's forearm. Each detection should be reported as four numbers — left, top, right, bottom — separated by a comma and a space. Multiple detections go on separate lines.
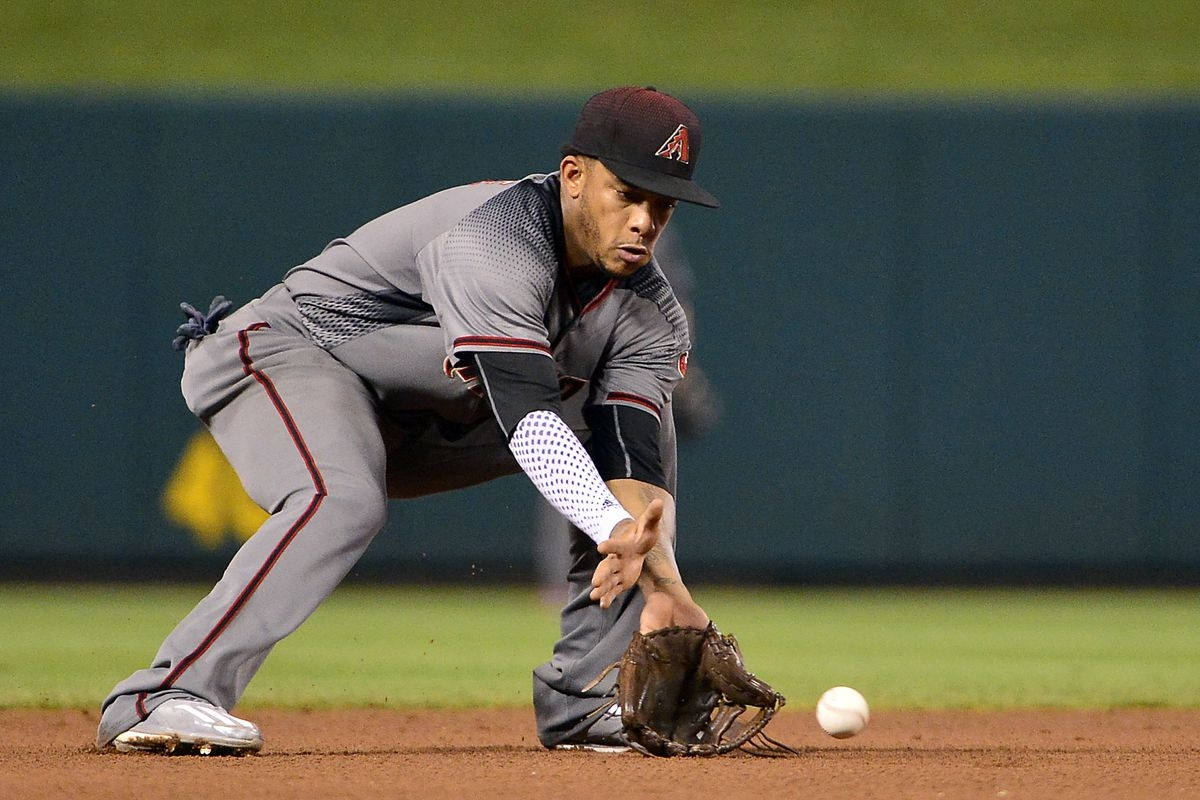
508, 410, 633, 544
470, 351, 636, 544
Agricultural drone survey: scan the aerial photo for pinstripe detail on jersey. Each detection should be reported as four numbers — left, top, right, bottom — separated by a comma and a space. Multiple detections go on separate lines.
472, 359, 508, 434
152, 322, 328, 696
611, 405, 633, 478
453, 335, 552, 355
606, 391, 661, 418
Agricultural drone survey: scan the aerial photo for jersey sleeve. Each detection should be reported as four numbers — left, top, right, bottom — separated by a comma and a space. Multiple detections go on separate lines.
417, 183, 560, 362
470, 351, 562, 439
583, 402, 669, 490
589, 265, 691, 423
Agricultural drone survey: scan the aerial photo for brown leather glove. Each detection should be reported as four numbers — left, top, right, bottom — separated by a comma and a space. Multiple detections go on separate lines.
615, 622, 793, 757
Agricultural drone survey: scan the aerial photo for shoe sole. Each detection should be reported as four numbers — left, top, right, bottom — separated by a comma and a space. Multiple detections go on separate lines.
112, 730, 262, 756
552, 743, 631, 754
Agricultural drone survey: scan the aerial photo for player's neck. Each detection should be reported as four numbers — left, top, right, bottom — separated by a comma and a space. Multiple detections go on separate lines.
567, 260, 607, 280
561, 225, 601, 279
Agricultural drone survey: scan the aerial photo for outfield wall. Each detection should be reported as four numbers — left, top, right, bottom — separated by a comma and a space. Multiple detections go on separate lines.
1, 94, 1197, 582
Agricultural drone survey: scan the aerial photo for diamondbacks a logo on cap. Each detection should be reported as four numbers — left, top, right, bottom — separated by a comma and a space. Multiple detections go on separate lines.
654, 124, 691, 164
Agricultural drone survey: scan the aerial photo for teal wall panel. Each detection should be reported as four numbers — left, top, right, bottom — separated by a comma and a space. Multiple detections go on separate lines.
1, 94, 1196, 581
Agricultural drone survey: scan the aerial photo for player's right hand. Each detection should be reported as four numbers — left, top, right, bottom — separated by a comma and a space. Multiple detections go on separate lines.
590, 499, 662, 608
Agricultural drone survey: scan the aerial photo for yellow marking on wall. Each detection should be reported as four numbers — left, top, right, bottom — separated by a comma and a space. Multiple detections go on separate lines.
162, 431, 267, 548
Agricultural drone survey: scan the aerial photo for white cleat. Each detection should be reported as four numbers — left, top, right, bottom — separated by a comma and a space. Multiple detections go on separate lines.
111, 699, 263, 756
552, 741, 631, 754
551, 703, 630, 753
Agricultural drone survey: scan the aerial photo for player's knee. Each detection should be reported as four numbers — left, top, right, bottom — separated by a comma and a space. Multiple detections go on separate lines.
318, 482, 388, 540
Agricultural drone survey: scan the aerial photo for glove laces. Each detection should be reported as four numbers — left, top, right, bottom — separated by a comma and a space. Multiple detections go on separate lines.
171, 295, 234, 351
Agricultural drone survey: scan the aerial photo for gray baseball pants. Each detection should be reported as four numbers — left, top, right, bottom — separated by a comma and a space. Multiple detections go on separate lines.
96, 286, 677, 749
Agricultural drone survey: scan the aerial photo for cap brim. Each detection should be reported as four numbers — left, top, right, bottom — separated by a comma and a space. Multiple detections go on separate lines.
598, 157, 720, 208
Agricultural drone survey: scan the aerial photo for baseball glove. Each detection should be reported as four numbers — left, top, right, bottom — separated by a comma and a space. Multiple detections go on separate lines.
603, 622, 795, 757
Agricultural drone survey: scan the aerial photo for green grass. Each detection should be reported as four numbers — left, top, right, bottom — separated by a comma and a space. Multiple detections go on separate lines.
4, 1, 1199, 92
3, 584, 1199, 710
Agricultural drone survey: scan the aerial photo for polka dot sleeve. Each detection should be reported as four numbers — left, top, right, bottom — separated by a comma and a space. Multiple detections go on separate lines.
509, 410, 634, 544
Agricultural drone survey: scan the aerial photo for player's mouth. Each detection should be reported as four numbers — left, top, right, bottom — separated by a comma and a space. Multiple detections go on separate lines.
616, 244, 649, 266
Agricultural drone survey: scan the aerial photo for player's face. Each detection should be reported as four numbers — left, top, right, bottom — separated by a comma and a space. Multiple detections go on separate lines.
566, 158, 676, 278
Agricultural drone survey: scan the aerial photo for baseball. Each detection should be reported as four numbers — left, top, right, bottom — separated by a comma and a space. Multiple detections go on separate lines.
815, 686, 870, 738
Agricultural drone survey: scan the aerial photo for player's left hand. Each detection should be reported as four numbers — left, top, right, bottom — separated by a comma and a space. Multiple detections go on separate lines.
639, 589, 709, 633
590, 499, 663, 608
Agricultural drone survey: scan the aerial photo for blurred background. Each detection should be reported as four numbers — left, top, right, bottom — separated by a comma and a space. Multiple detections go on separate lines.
2, 0, 1198, 587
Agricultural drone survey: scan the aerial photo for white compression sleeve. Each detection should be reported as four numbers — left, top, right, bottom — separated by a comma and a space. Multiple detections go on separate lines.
508, 409, 634, 544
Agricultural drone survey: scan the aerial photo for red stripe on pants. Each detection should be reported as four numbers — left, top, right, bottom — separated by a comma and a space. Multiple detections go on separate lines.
153, 322, 327, 695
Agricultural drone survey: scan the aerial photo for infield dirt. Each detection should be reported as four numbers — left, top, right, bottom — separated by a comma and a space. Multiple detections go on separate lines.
2, 708, 1197, 799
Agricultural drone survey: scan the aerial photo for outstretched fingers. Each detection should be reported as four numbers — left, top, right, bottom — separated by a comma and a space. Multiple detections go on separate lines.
588, 554, 621, 608
589, 499, 664, 608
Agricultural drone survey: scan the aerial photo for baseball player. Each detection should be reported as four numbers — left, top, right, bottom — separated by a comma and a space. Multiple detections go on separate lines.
532, 226, 724, 605
97, 86, 715, 755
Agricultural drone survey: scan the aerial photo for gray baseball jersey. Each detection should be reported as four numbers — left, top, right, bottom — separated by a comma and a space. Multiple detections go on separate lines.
282, 172, 688, 436
97, 171, 690, 749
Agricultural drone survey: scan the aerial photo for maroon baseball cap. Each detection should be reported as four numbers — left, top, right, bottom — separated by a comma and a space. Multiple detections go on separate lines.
561, 86, 719, 208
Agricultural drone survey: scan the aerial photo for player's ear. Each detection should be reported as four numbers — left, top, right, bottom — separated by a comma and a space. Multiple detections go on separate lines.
560, 154, 587, 199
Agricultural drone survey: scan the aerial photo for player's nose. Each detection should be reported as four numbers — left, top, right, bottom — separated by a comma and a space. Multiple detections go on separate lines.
628, 202, 656, 237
